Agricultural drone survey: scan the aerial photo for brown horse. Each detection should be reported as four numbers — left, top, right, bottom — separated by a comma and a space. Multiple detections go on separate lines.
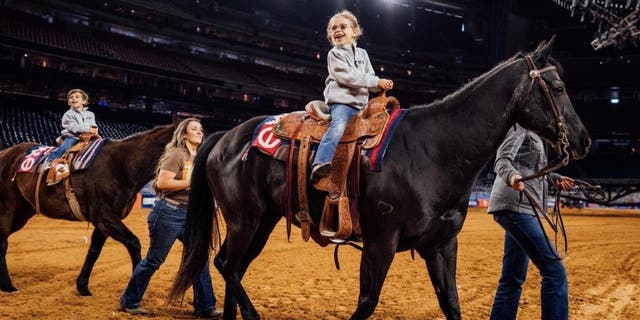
0, 123, 175, 296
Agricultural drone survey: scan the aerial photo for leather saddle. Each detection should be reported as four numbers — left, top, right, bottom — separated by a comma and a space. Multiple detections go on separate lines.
30, 132, 102, 222
47, 132, 101, 185
272, 94, 400, 243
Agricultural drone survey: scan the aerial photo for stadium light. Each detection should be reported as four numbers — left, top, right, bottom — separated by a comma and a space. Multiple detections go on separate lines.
610, 87, 620, 104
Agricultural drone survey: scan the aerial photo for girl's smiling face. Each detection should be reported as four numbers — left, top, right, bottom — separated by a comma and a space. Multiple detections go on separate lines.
329, 16, 355, 46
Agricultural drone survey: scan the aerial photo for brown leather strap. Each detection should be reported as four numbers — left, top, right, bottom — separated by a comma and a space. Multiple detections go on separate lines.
348, 141, 362, 236
285, 120, 304, 241
520, 188, 566, 259
296, 135, 312, 242
63, 153, 86, 221
64, 176, 86, 221
34, 166, 45, 215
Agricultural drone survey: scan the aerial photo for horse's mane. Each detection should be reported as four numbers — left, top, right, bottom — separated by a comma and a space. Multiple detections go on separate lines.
411, 51, 565, 112
110, 124, 170, 143
412, 52, 523, 110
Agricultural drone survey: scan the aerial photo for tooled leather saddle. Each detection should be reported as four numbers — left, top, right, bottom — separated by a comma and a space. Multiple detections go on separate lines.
272, 94, 400, 244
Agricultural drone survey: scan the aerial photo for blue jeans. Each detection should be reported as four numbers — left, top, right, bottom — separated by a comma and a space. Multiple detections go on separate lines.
47, 136, 78, 160
490, 211, 568, 320
120, 199, 216, 313
312, 103, 359, 166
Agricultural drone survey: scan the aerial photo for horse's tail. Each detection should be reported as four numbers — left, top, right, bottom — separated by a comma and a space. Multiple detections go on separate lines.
168, 130, 226, 303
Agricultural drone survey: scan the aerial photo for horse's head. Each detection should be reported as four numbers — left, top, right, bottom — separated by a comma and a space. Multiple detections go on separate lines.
514, 36, 591, 160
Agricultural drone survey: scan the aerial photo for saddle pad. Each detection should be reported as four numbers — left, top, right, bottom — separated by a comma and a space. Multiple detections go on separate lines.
16, 146, 55, 173
71, 138, 107, 171
245, 109, 408, 170
244, 115, 286, 159
15, 139, 108, 175
364, 108, 408, 171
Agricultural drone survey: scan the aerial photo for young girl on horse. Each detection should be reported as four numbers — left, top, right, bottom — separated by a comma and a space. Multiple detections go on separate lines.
310, 10, 393, 182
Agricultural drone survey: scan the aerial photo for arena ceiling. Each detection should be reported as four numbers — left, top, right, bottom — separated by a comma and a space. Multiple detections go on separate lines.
7, 0, 640, 137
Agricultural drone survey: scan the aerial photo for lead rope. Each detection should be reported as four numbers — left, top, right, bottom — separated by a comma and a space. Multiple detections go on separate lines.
517, 176, 606, 260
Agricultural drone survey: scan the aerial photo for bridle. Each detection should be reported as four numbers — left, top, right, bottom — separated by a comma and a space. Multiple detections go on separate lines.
520, 54, 572, 181
515, 55, 605, 259
515, 55, 574, 259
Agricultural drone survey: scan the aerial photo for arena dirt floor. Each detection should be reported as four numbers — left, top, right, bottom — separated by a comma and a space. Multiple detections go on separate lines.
1, 207, 638, 320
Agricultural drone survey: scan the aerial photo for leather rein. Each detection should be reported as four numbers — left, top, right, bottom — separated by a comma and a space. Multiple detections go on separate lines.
515, 55, 574, 259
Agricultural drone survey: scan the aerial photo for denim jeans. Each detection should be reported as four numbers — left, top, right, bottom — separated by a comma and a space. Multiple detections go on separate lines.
312, 103, 359, 166
47, 136, 78, 160
490, 211, 568, 320
120, 199, 216, 313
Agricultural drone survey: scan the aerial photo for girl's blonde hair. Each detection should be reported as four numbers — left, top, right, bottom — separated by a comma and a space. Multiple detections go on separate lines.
152, 117, 202, 194
326, 10, 363, 44
67, 89, 89, 105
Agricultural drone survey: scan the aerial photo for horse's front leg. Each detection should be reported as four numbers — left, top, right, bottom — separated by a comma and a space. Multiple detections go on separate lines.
0, 200, 32, 292
0, 233, 17, 292
350, 232, 399, 320
76, 228, 107, 296
421, 236, 461, 320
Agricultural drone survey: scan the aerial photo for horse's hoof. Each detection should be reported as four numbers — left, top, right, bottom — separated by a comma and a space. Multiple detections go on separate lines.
77, 287, 92, 296
1, 284, 18, 293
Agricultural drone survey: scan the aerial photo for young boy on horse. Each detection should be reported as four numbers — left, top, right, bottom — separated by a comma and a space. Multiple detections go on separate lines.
46, 88, 98, 162
310, 10, 393, 182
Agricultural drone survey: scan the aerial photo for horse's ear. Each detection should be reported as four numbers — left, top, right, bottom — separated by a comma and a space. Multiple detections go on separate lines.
534, 39, 547, 53
534, 35, 556, 65
172, 113, 182, 127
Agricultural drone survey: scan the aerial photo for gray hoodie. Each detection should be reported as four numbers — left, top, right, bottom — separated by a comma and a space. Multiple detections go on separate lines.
488, 124, 559, 215
323, 43, 380, 109
60, 107, 97, 138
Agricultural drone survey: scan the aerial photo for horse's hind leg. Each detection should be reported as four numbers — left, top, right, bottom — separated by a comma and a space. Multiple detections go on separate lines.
90, 215, 141, 293
97, 217, 142, 268
213, 247, 239, 320
421, 236, 461, 320
216, 211, 280, 320
76, 228, 107, 296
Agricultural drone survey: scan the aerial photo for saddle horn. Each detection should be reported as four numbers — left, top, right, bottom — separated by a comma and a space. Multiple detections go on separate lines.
385, 96, 401, 110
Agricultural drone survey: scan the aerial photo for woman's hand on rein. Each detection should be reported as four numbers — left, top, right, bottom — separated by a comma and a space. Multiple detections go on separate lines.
556, 176, 575, 190
510, 174, 525, 192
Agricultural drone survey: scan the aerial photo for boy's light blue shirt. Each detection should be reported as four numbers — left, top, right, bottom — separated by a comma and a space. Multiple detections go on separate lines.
60, 107, 97, 137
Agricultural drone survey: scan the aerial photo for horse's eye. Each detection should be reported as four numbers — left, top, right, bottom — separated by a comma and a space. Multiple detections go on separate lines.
552, 80, 565, 93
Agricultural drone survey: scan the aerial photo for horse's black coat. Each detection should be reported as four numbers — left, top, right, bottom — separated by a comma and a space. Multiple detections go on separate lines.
171, 39, 591, 319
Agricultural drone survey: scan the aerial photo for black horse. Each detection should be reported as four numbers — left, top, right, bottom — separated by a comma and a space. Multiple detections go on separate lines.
169, 38, 591, 319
